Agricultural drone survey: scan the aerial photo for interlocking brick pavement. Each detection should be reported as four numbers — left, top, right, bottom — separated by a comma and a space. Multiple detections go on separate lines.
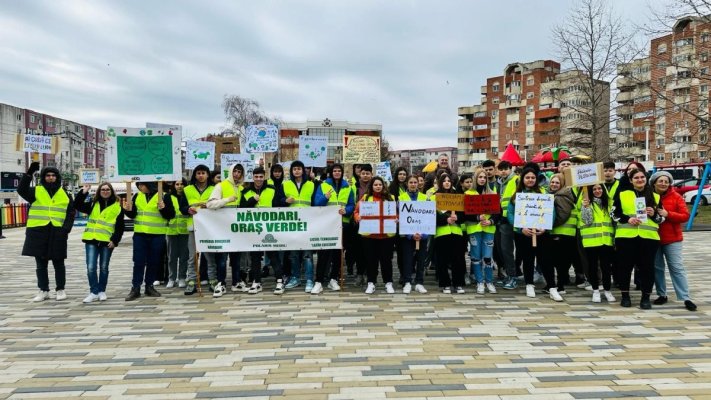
0, 228, 709, 399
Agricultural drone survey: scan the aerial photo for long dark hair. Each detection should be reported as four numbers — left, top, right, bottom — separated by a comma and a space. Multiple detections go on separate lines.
436, 173, 455, 194
587, 183, 610, 211
514, 168, 542, 198
365, 176, 394, 200
93, 182, 118, 204
628, 168, 657, 207
171, 178, 188, 196
388, 167, 408, 196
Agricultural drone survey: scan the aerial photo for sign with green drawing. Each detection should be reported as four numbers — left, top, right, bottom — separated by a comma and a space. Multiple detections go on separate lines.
105, 126, 182, 182
185, 140, 216, 170
298, 135, 328, 167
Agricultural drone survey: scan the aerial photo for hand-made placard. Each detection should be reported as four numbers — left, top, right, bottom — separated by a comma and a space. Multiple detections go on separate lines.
376, 161, 393, 182
343, 135, 381, 164
298, 136, 328, 167
79, 168, 102, 185
245, 124, 279, 153
464, 193, 501, 215
513, 193, 554, 230
185, 140, 216, 170
221, 153, 256, 182
435, 193, 464, 212
398, 201, 436, 235
564, 162, 604, 187
358, 201, 397, 234
104, 126, 182, 182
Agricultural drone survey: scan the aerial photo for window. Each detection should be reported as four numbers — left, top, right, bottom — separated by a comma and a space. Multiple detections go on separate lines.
492, 97, 500, 104
656, 153, 665, 161
657, 43, 667, 54
527, 105, 534, 113
703, 67, 710, 76
634, 95, 652, 104
656, 137, 665, 146
703, 32, 710, 43
700, 150, 708, 158
658, 77, 666, 88
492, 83, 500, 92
677, 70, 692, 79
526, 132, 533, 138
526, 119, 533, 126
30, 114, 37, 123
491, 147, 498, 153
700, 133, 708, 143
675, 38, 693, 47
491, 134, 498, 141
491, 110, 498, 118
492, 122, 498, 129
46, 118, 54, 127
656, 123, 665, 132
526, 92, 534, 99
701, 85, 709, 95
702, 53, 709, 62
527, 76, 534, 85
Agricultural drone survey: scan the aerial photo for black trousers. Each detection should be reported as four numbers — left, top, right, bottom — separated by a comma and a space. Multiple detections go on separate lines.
36, 257, 65, 292
585, 245, 613, 291
615, 237, 659, 295
514, 232, 550, 286
316, 249, 341, 283
435, 234, 466, 288
364, 237, 394, 284
550, 234, 577, 291
344, 224, 357, 275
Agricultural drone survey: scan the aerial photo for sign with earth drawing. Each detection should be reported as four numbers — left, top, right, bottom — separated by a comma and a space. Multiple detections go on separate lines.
104, 126, 182, 182
185, 140, 216, 170
246, 124, 279, 153
298, 135, 328, 167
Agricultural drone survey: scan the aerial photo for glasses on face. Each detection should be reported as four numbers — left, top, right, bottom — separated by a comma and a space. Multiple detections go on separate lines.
100, 188, 112, 192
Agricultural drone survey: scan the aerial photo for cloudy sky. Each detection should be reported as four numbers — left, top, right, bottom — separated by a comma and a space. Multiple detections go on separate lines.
1, 0, 659, 150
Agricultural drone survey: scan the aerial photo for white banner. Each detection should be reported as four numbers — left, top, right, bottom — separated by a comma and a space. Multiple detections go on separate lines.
194, 206, 342, 252
246, 124, 279, 153
298, 136, 328, 167
185, 140, 216, 170
398, 201, 436, 235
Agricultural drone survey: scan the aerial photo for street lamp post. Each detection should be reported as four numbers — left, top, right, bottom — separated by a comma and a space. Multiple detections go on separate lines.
643, 118, 653, 162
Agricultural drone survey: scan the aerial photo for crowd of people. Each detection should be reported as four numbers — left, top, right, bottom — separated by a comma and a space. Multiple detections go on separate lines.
18, 154, 698, 311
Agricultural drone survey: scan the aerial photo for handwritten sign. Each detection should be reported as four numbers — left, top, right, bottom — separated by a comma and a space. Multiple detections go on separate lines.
635, 197, 647, 222
343, 135, 381, 164
299, 136, 328, 167
105, 127, 182, 182
358, 201, 397, 234
245, 125, 279, 153
398, 201, 436, 235
513, 193, 554, 230
79, 168, 101, 185
464, 194, 501, 215
221, 153, 256, 182
376, 161, 393, 182
185, 140, 216, 170
564, 162, 604, 187
21, 134, 56, 154
435, 193, 464, 212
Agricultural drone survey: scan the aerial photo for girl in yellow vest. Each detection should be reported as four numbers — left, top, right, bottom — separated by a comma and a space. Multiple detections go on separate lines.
611, 169, 662, 310
389, 166, 408, 287
74, 182, 125, 303
282, 161, 316, 291
547, 173, 578, 302
463, 168, 498, 295
434, 173, 467, 294
19, 162, 75, 302
166, 178, 189, 289
398, 175, 430, 294
354, 176, 396, 294
578, 183, 616, 304
180, 164, 214, 295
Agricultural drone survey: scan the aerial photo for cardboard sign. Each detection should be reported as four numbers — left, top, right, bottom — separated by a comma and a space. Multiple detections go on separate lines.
245, 124, 279, 153
298, 136, 328, 167
105, 126, 182, 182
18, 134, 59, 154
343, 135, 381, 164
464, 193, 501, 215
79, 168, 101, 185
221, 153, 256, 182
185, 140, 216, 170
376, 161, 393, 182
435, 193, 464, 212
513, 193, 554, 230
398, 201, 436, 235
564, 162, 604, 187
358, 201, 397, 234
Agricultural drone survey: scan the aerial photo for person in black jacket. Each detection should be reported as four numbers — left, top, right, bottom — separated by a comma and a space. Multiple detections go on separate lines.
18, 162, 75, 302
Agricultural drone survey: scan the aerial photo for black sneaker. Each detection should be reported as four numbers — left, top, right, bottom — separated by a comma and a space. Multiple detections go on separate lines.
145, 286, 162, 297
620, 294, 632, 308
653, 296, 668, 305
125, 287, 141, 301
184, 281, 197, 295
261, 267, 270, 277
685, 300, 697, 311
640, 295, 652, 310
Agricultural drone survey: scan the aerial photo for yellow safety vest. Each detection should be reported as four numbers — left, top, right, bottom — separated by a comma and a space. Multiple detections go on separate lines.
615, 191, 660, 240
463, 189, 497, 234
605, 180, 620, 200
167, 195, 189, 235
434, 192, 463, 238
242, 186, 276, 208
321, 181, 353, 223
500, 175, 519, 218
134, 193, 168, 234
579, 202, 614, 247
219, 180, 243, 207
552, 187, 580, 237
184, 184, 213, 228
283, 180, 314, 207
27, 186, 70, 228
83, 201, 121, 242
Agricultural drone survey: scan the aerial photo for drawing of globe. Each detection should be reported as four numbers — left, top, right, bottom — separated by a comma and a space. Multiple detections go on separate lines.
258, 129, 266, 137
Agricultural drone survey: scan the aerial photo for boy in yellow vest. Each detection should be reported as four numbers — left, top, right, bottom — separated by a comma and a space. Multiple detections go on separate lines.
282, 161, 316, 291
179, 165, 214, 295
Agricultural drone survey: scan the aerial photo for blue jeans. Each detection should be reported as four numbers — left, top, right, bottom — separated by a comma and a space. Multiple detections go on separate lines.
655, 241, 691, 301
289, 250, 314, 282
401, 238, 426, 285
469, 231, 494, 283
132, 234, 166, 289
86, 243, 112, 294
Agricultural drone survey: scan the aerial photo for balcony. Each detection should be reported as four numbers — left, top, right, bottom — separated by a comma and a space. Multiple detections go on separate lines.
616, 119, 632, 129
632, 131, 653, 142
617, 77, 635, 89
472, 128, 490, 138
617, 105, 633, 116
458, 106, 475, 116
535, 108, 561, 120
616, 91, 633, 103
536, 134, 559, 145
481, 85, 487, 95
505, 100, 522, 108
472, 140, 490, 150
535, 121, 561, 132
473, 116, 489, 125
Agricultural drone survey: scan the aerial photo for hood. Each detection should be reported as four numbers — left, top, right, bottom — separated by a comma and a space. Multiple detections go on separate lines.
39, 166, 61, 192
225, 163, 244, 186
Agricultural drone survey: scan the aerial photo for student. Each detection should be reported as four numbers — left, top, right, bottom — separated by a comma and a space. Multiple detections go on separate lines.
181, 165, 214, 295
507, 168, 549, 298
579, 183, 616, 303
398, 175, 430, 294
389, 166, 409, 285
74, 182, 124, 303
19, 162, 75, 302
464, 168, 498, 294
612, 169, 662, 309
122, 181, 175, 301
283, 161, 316, 292
351, 164, 373, 286
354, 176, 396, 294
166, 178, 189, 289
482, 160, 500, 193
344, 164, 362, 277
602, 161, 619, 200
434, 173, 467, 294
417, 174, 425, 194
547, 173, 578, 302
312, 163, 354, 294
497, 161, 519, 290
650, 171, 697, 311
266, 164, 288, 280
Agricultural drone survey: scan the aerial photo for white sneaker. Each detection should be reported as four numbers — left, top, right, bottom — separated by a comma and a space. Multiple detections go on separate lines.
577, 280, 593, 290
311, 282, 323, 294
604, 291, 616, 302
456, 286, 465, 294
166, 280, 175, 289
592, 290, 601, 303
248, 282, 262, 294
365, 282, 376, 294
486, 282, 497, 293
153, 280, 161, 286
231, 281, 248, 292
442, 287, 452, 294
464, 275, 471, 285
178, 279, 186, 288
415, 284, 427, 294
56, 290, 67, 301
549, 288, 563, 302
98, 292, 108, 301
212, 282, 226, 298
403, 283, 412, 294
327, 279, 341, 291
201, 280, 208, 286
274, 280, 285, 295
476, 283, 485, 294
83, 293, 99, 303
526, 284, 536, 298
385, 282, 395, 294
32, 290, 50, 302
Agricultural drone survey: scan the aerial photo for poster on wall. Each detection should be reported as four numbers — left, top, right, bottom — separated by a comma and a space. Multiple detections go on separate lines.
298, 136, 328, 167
245, 125, 279, 153
104, 126, 182, 182
185, 140, 216, 170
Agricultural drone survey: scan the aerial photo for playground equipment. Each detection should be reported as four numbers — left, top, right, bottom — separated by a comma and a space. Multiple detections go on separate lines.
652, 162, 711, 231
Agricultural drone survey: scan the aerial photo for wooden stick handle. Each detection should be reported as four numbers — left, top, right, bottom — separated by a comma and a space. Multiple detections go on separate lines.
415, 239, 420, 250
532, 230, 538, 248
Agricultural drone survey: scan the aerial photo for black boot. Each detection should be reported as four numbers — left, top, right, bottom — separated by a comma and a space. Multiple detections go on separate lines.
640, 294, 652, 310
653, 296, 668, 305
685, 300, 697, 311
125, 287, 141, 301
145, 286, 162, 297
620, 292, 631, 308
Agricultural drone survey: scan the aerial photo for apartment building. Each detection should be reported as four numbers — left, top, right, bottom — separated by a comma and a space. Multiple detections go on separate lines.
457, 60, 610, 171
389, 146, 457, 175
617, 15, 711, 164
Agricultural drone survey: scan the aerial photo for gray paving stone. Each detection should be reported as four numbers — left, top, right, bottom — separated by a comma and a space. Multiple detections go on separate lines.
538, 374, 618, 382
13, 385, 101, 393
196, 390, 283, 398
126, 372, 205, 379
395, 384, 467, 392
572, 391, 660, 399
33, 371, 89, 378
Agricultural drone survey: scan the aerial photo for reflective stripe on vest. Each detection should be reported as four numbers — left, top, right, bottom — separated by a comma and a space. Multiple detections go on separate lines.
184, 184, 213, 228
167, 195, 189, 235
134, 194, 168, 234
243, 186, 276, 208
463, 189, 496, 234
27, 187, 69, 228
579, 203, 614, 247
615, 191, 660, 240
500, 175, 519, 218
322, 181, 353, 223
605, 180, 620, 200
283, 180, 314, 208
82, 201, 121, 242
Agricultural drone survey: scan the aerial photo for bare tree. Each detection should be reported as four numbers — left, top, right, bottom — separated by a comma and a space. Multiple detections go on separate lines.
380, 137, 392, 163
221, 94, 280, 140
552, 0, 641, 161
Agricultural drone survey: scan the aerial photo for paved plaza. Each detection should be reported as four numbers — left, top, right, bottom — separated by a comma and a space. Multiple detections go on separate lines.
0, 228, 709, 399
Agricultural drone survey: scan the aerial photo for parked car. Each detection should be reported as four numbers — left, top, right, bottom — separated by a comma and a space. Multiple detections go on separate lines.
673, 177, 711, 195
683, 187, 711, 206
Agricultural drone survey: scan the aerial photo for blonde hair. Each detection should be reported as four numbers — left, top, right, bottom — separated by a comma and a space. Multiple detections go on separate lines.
473, 167, 495, 194
550, 173, 568, 189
